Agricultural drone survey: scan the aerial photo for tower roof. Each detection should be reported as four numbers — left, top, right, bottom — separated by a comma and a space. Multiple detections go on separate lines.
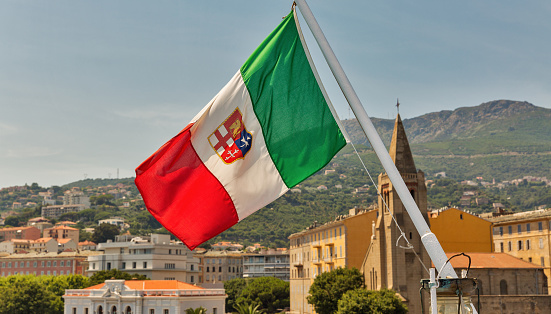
388, 114, 417, 174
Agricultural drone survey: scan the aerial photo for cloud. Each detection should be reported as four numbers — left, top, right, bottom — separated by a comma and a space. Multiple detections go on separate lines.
112, 104, 192, 128
0, 123, 17, 136
3, 147, 61, 158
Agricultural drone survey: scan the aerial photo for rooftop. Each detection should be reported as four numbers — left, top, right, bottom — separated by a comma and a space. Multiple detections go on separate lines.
488, 208, 551, 224
444, 252, 541, 270
86, 280, 203, 291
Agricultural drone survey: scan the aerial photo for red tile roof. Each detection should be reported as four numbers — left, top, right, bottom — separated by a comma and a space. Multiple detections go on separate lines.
444, 252, 541, 269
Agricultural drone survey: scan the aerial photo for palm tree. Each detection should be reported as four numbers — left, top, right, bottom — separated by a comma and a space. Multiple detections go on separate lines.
185, 307, 207, 314
234, 303, 262, 314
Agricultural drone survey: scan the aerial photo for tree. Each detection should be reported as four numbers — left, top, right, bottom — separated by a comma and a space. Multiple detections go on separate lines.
0, 278, 58, 314
234, 303, 262, 314
224, 278, 249, 312
337, 288, 407, 314
307, 267, 364, 314
236, 277, 289, 313
185, 307, 207, 314
91, 223, 120, 244
4, 216, 21, 227
88, 269, 149, 286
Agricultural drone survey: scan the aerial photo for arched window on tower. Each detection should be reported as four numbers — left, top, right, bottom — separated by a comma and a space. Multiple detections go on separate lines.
410, 189, 415, 201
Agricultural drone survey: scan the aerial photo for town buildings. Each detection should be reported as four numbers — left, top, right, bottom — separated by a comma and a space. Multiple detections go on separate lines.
41, 204, 86, 219
64, 279, 226, 314
44, 225, 80, 244
288, 207, 377, 313
86, 234, 200, 284
0, 250, 102, 276
489, 208, 551, 292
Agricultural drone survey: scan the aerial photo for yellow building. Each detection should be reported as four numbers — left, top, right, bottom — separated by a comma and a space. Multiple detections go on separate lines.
429, 207, 494, 253
489, 208, 551, 292
288, 207, 377, 314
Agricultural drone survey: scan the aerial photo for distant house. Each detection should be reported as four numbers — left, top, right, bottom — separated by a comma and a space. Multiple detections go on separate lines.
316, 185, 328, 191
78, 240, 97, 251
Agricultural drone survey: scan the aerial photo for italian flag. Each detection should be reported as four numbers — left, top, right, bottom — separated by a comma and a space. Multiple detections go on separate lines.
135, 10, 347, 250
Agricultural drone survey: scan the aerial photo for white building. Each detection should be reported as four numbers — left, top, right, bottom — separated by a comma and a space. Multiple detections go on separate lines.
87, 234, 200, 283
63, 279, 226, 314
98, 217, 127, 230
242, 249, 290, 281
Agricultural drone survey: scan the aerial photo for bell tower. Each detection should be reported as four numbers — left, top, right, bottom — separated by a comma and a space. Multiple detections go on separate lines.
363, 113, 430, 314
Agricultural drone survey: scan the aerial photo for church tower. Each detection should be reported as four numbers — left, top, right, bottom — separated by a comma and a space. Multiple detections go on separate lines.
362, 113, 430, 314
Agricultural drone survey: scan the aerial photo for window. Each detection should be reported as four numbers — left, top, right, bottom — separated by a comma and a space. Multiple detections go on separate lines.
213, 308, 217, 314
527, 223, 531, 233
528, 257, 532, 263
228, 267, 231, 272
542, 257, 545, 267
518, 225, 522, 234
47, 261, 51, 267
120, 248, 125, 254
206, 267, 210, 272
518, 241, 522, 250
60, 261, 64, 267
500, 242, 504, 252
67, 261, 71, 267
34, 261, 37, 267
460, 214, 463, 220
122, 262, 126, 269
508, 226, 512, 235
499, 227, 503, 236
150, 310, 155, 314
164, 310, 169, 314
191, 275, 194, 283
107, 262, 111, 270
540, 238, 544, 249
527, 240, 531, 250
72, 308, 77, 314
143, 262, 147, 269
169, 249, 172, 254
133, 262, 136, 269
53, 261, 57, 267
218, 275, 222, 281
500, 280, 508, 295
539, 221, 543, 231
508, 242, 512, 251
8, 262, 11, 268
164, 263, 175, 269
26, 261, 30, 267
219, 266, 222, 272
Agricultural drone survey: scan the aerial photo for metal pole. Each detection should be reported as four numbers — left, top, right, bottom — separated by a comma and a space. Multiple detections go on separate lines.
294, 0, 457, 280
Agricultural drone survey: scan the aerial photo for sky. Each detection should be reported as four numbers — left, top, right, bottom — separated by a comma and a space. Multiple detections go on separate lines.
1, 1, 550, 189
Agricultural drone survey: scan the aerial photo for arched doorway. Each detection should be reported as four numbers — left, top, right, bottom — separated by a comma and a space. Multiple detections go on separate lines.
111, 305, 117, 314
126, 306, 132, 314
98, 305, 103, 314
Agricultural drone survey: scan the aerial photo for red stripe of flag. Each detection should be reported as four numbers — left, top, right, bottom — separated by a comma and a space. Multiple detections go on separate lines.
135, 124, 239, 249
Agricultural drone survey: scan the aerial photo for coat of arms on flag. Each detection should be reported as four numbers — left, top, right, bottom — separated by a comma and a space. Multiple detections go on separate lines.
208, 107, 253, 164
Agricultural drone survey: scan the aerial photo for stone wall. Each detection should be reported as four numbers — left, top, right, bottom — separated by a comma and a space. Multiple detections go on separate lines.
473, 295, 551, 314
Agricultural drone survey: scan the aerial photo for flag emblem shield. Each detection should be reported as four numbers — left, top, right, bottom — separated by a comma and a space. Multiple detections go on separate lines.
208, 107, 253, 164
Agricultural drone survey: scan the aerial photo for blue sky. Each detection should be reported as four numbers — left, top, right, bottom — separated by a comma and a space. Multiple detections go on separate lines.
1, 1, 550, 188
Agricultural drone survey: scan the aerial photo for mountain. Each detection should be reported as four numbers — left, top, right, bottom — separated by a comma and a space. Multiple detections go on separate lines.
343, 100, 551, 155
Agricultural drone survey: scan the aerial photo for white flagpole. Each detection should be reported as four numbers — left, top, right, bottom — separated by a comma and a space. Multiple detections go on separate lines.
294, 0, 458, 280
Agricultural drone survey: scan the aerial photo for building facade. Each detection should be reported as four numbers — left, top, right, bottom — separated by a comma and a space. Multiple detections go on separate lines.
200, 250, 244, 288
0, 251, 102, 277
41, 205, 85, 219
288, 207, 378, 314
64, 279, 226, 314
489, 209, 551, 292
87, 234, 200, 284
0, 226, 41, 242
429, 207, 494, 252
44, 225, 80, 244
242, 249, 289, 281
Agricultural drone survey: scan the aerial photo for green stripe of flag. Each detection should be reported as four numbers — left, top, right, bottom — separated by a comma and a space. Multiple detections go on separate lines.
240, 11, 346, 188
